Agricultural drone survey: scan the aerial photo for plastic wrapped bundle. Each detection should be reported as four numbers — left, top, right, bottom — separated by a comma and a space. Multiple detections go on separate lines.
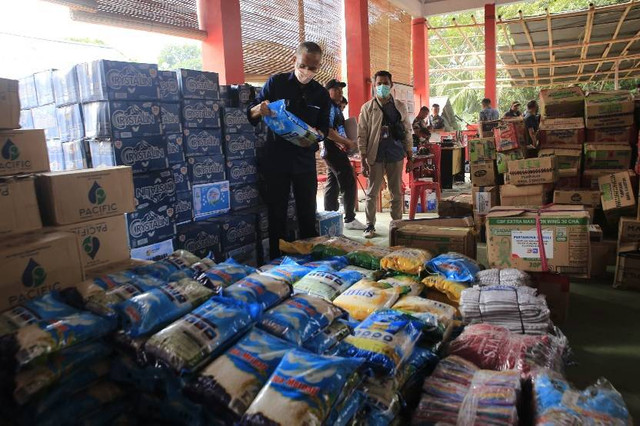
197, 258, 257, 290
223, 273, 292, 318
132, 250, 201, 280
260, 257, 314, 284
380, 248, 433, 275
476, 269, 532, 287
426, 253, 481, 283
293, 268, 364, 302
342, 265, 384, 280
346, 246, 394, 270
0, 293, 78, 337
279, 236, 331, 255
303, 256, 349, 270
311, 236, 366, 258
447, 323, 567, 378
302, 320, 353, 354
393, 295, 456, 327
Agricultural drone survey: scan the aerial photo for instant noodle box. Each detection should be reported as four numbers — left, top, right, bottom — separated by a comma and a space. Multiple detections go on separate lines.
486, 205, 590, 277
539, 86, 585, 118
470, 161, 497, 186
468, 138, 496, 162
598, 171, 636, 213
506, 156, 558, 185
0, 78, 20, 129
617, 217, 640, 253
500, 184, 553, 207
584, 144, 631, 170
584, 91, 635, 129
0, 231, 84, 310
538, 148, 581, 177
553, 189, 601, 208
538, 117, 585, 147
496, 148, 525, 174
0, 129, 49, 176
586, 126, 634, 144
394, 225, 476, 259
0, 175, 42, 237
582, 168, 636, 190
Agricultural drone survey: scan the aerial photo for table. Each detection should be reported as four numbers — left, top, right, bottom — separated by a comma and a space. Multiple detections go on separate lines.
440, 146, 464, 189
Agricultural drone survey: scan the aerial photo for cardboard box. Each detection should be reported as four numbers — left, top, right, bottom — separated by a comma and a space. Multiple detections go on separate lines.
0, 232, 84, 310
131, 239, 175, 261
187, 155, 226, 186
389, 216, 474, 246
316, 211, 343, 237
589, 224, 603, 242
183, 128, 224, 157
506, 156, 558, 185
617, 217, 640, 253
0, 129, 49, 176
212, 212, 257, 251
37, 166, 135, 225
582, 169, 633, 190
77, 60, 160, 102
585, 91, 635, 129
590, 241, 613, 277
223, 107, 254, 133
175, 221, 222, 259
538, 117, 585, 147
500, 184, 553, 206
438, 193, 474, 217
165, 133, 185, 165
160, 102, 182, 134
177, 69, 220, 100
0, 176, 42, 237
486, 205, 590, 277
133, 169, 177, 210
182, 100, 221, 129
470, 161, 497, 186
224, 133, 257, 160
226, 157, 258, 186
584, 143, 631, 170
493, 120, 522, 151
51, 215, 129, 271
614, 251, 640, 290
539, 86, 585, 118
193, 181, 230, 220
468, 138, 496, 162
224, 242, 258, 267
556, 176, 581, 189
90, 137, 168, 174
479, 120, 500, 138
172, 162, 191, 194
553, 189, 601, 207
158, 70, 180, 102
496, 148, 525, 174
395, 225, 476, 259
529, 272, 570, 324
538, 148, 581, 177
472, 185, 500, 216
125, 203, 176, 249
52, 66, 80, 107
82, 100, 162, 140
174, 190, 193, 224
230, 183, 260, 211
598, 171, 636, 212
586, 126, 634, 144
0, 78, 21, 129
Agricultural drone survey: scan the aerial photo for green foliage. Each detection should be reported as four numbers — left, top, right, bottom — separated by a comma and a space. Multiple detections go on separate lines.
158, 44, 202, 71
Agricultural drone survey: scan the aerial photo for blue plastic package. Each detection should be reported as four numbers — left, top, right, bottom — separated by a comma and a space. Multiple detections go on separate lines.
303, 256, 349, 270
258, 294, 346, 346
144, 298, 253, 374
0, 292, 77, 337
118, 279, 214, 337
302, 319, 353, 355
293, 268, 364, 301
263, 99, 324, 148
197, 258, 258, 290
329, 390, 365, 426
266, 255, 313, 267
166, 258, 217, 283
260, 257, 314, 284
132, 250, 201, 280
223, 273, 292, 318
426, 252, 481, 283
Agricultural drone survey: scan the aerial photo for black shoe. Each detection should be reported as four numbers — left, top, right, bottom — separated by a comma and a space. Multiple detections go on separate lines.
364, 225, 376, 239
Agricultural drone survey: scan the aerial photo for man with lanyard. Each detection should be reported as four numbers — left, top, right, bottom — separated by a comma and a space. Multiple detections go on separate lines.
247, 41, 330, 258
428, 103, 447, 131
357, 70, 413, 239
322, 79, 366, 230
412, 106, 431, 146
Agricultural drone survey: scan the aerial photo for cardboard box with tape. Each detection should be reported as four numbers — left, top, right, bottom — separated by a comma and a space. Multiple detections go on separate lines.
470, 160, 497, 186
538, 148, 581, 177
500, 183, 553, 207
539, 86, 584, 118
506, 156, 558, 185
0, 175, 42, 237
585, 91, 635, 129
438, 193, 473, 217
0, 129, 49, 176
496, 148, 525, 174
538, 117, 585, 147
584, 143, 631, 170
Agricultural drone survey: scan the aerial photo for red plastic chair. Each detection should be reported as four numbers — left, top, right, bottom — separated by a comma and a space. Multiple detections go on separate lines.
408, 144, 442, 220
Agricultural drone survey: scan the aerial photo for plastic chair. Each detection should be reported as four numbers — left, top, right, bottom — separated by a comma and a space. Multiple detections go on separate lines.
408, 144, 442, 220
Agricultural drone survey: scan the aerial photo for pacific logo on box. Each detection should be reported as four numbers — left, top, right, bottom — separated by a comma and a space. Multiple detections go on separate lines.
22, 258, 47, 287
1, 139, 31, 171
106, 66, 154, 90
80, 181, 118, 218
83, 236, 101, 259
112, 105, 157, 130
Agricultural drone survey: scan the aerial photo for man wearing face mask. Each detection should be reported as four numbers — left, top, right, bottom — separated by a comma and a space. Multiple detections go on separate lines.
247, 41, 331, 258
357, 70, 413, 239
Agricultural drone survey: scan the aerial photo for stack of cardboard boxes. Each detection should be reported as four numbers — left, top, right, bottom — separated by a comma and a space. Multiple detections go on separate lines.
469, 136, 499, 238
614, 213, 640, 290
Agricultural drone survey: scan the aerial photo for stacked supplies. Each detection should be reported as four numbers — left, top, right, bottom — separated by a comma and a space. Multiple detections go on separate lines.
476, 268, 532, 287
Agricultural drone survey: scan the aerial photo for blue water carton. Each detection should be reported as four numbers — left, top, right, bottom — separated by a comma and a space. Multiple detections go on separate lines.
223, 132, 256, 160
19, 76, 38, 109
46, 138, 65, 171
77, 60, 159, 102
133, 169, 177, 211
34, 69, 55, 106
226, 157, 257, 186
126, 203, 176, 249
181, 99, 221, 129
175, 221, 221, 259
174, 190, 193, 224
316, 211, 343, 237
264, 99, 323, 148
113, 136, 168, 174
224, 242, 257, 267
82, 100, 161, 140
165, 133, 185, 165
214, 212, 257, 250
218, 85, 236, 108
187, 155, 226, 185
56, 103, 84, 142
160, 102, 182, 134
192, 181, 230, 220
131, 239, 175, 261
62, 140, 87, 170
20, 110, 33, 130
158, 70, 180, 102
177, 69, 219, 100
52, 66, 80, 106
236, 84, 256, 107
223, 107, 254, 133
88, 140, 116, 168
183, 128, 223, 157
230, 183, 260, 211
171, 162, 191, 193
31, 104, 59, 140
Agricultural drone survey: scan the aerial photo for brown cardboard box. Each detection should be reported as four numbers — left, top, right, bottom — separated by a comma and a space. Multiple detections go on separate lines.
584, 143, 631, 170
538, 148, 581, 177
556, 176, 582, 189
470, 161, 497, 187
469, 138, 496, 162
486, 205, 590, 277
50, 215, 129, 272
0, 78, 20, 130
0, 231, 84, 310
614, 252, 640, 290
538, 117, 585, 146
589, 224, 603, 242
472, 185, 500, 216
585, 91, 635, 129
617, 217, 640, 253
506, 156, 558, 185
496, 147, 525, 174
0, 129, 49, 176
479, 120, 500, 138
586, 126, 634, 144
395, 225, 476, 259
389, 216, 474, 247
590, 241, 613, 277
500, 184, 553, 206
493, 120, 523, 152
539, 86, 585, 118
36, 166, 135, 226
582, 169, 636, 190
598, 171, 636, 212
553, 189, 601, 207
438, 193, 473, 217
0, 175, 42, 237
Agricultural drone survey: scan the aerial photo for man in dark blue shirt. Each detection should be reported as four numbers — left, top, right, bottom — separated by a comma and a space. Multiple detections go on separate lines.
247, 41, 331, 258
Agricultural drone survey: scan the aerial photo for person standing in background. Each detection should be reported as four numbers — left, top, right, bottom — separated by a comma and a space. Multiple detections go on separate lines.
479, 98, 500, 122
247, 41, 330, 258
503, 101, 522, 117
524, 99, 540, 148
357, 70, 413, 239
322, 79, 366, 230
428, 103, 447, 130
412, 106, 432, 146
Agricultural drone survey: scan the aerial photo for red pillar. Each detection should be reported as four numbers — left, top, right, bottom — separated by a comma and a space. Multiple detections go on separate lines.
412, 17, 430, 112
197, 0, 245, 85
344, 0, 371, 118
484, 3, 497, 104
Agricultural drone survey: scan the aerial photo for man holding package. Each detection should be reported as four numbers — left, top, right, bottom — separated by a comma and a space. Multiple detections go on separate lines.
357, 70, 413, 239
248, 41, 331, 257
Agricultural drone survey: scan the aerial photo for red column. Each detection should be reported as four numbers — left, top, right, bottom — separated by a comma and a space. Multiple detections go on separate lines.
344, 0, 371, 118
484, 3, 497, 104
412, 17, 430, 112
197, 0, 245, 85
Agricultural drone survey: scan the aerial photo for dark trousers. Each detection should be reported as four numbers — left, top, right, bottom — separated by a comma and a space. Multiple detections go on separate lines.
323, 148, 356, 223
264, 171, 318, 259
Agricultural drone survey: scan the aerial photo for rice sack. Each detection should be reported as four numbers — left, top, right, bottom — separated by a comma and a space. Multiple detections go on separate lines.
332, 280, 403, 321
393, 295, 456, 327
133, 250, 201, 280
380, 248, 433, 275
302, 320, 354, 355
422, 275, 469, 303
0, 293, 78, 337
167, 258, 217, 282
224, 274, 292, 318
346, 246, 394, 270
83, 275, 167, 318
303, 256, 349, 270
342, 265, 384, 280
279, 236, 331, 255
311, 236, 366, 258
197, 258, 257, 290
260, 258, 314, 284
378, 275, 424, 296
426, 252, 481, 283
292, 269, 364, 302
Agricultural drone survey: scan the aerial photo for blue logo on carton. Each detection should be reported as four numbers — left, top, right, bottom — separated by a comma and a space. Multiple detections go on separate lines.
89, 181, 107, 205
22, 258, 47, 288
112, 104, 156, 130
1, 139, 19, 160
193, 181, 230, 220
106, 65, 154, 90
184, 129, 223, 157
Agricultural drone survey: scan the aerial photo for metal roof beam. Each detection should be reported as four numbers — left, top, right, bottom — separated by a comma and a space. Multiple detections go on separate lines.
452, 17, 484, 64
546, 8, 554, 84
498, 0, 638, 24
577, 4, 595, 76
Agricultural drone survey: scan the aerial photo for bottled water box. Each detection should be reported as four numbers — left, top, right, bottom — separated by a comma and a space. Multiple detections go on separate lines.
174, 190, 193, 225
126, 203, 176, 249
62, 140, 87, 170
19, 76, 38, 109
165, 133, 185, 165
160, 102, 182, 134
171, 162, 191, 193
224, 242, 257, 267
46, 139, 65, 171
31, 104, 59, 140
214, 212, 257, 251
183, 128, 223, 157
192, 181, 230, 220
82, 100, 161, 140
52, 66, 80, 106
88, 140, 116, 168
177, 69, 219, 100
88, 136, 168, 174
158, 70, 180, 102
223, 107, 254, 133
56, 103, 84, 142
223, 132, 256, 160
226, 157, 257, 186
181, 99, 221, 129
19, 110, 33, 130
77, 60, 160, 102
34, 69, 55, 106
175, 221, 222, 259
133, 169, 177, 211
187, 155, 226, 185
230, 183, 260, 211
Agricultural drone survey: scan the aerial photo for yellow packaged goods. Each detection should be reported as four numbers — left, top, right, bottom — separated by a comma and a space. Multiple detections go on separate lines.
584, 144, 631, 170
539, 86, 585, 118
500, 184, 553, 207
0, 175, 42, 237
311, 235, 366, 258
584, 91, 635, 129
469, 138, 496, 162
279, 236, 331, 255
538, 148, 581, 177
598, 171, 636, 213
538, 117, 585, 147
470, 160, 497, 186
332, 280, 402, 321
553, 189, 601, 207
392, 295, 456, 326
0, 129, 49, 176
345, 245, 394, 270
378, 275, 424, 296
422, 275, 468, 304
506, 156, 558, 186
380, 248, 433, 275
0, 78, 20, 129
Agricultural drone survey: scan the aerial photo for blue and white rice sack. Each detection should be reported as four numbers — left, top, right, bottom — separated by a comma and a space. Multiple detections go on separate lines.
0, 293, 77, 337
426, 252, 481, 283
303, 256, 349, 271
223, 273, 292, 319
197, 258, 257, 290
263, 99, 324, 148
260, 257, 314, 285
293, 268, 364, 302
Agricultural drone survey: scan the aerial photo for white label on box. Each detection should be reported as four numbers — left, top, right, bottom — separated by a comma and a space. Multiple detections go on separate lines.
131, 239, 174, 261
511, 230, 554, 259
476, 192, 492, 215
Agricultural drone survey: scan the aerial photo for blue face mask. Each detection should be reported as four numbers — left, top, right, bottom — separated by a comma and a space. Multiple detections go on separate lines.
376, 84, 391, 98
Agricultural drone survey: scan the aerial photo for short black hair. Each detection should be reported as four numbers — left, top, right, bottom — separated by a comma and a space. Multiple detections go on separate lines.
432, 103, 440, 108
373, 70, 393, 83
527, 100, 538, 109
296, 41, 323, 56
482, 98, 491, 105
341, 97, 348, 105
420, 106, 429, 112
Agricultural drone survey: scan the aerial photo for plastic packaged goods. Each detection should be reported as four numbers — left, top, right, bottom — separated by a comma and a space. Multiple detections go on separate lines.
426, 252, 481, 283
332, 280, 403, 321
166, 258, 217, 282
263, 99, 324, 148
346, 246, 394, 270
109, 354, 176, 394
422, 274, 469, 303
533, 369, 632, 425
117, 278, 214, 337
311, 236, 367, 258
378, 275, 424, 296
0, 293, 78, 337
302, 320, 353, 354
197, 258, 258, 290
240, 349, 364, 426
132, 250, 201, 280
223, 273, 292, 317
447, 323, 567, 378
476, 268, 532, 287
292, 269, 364, 302
342, 265, 384, 280
393, 295, 456, 327
81, 275, 167, 317
144, 298, 253, 374
303, 256, 349, 270
260, 258, 314, 284
258, 294, 346, 346
279, 236, 331, 255
380, 248, 433, 275
184, 329, 296, 421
